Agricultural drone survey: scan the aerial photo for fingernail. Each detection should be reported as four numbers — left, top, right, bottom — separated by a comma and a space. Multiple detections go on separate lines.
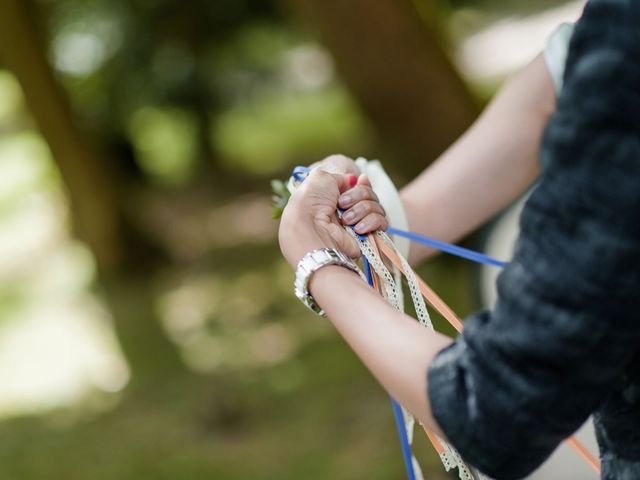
339, 194, 352, 206
342, 210, 355, 223
348, 175, 357, 187
355, 220, 369, 232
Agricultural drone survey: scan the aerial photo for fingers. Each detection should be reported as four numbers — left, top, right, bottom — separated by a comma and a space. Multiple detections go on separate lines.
341, 200, 384, 224
337, 180, 379, 209
337, 174, 388, 234
300, 169, 387, 237
341, 201, 388, 234
354, 213, 388, 234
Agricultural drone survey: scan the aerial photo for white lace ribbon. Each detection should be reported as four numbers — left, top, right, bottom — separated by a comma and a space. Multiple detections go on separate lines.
288, 160, 487, 480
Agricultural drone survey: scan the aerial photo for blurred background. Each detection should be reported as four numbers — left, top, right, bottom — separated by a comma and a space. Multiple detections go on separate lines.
0, 0, 585, 479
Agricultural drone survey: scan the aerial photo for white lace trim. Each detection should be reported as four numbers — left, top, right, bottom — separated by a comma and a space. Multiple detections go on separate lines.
348, 230, 486, 480
288, 165, 489, 480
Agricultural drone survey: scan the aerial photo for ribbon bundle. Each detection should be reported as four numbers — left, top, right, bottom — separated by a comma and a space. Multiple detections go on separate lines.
286, 164, 600, 480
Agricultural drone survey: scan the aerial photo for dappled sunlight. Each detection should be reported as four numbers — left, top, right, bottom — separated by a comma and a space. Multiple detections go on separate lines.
128, 106, 199, 185
50, 3, 123, 78
281, 44, 334, 91
0, 301, 128, 415
53, 32, 108, 77
0, 132, 55, 199
455, 1, 584, 83
143, 193, 277, 261
0, 80, 129, 417
0, 190, 62, 278
250, 323, 294, 365
159, 255, 319, 375
160, 275, 223, 344
214, 87, 370, 175
206, 195, 276, 247
0, 71, 23, 121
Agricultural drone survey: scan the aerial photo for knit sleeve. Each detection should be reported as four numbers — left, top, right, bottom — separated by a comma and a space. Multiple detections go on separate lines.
428, 2, 640, 478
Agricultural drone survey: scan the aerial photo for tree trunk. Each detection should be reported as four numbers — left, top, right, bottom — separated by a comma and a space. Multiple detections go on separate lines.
286, 0, 478, 180
0, 0, 187, 387
0, 0, 121, 272
287, 0, 482, 320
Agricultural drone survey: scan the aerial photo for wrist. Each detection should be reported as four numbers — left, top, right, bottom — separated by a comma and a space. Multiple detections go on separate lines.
294, 249, 366, 316
308, 263, 357, 299
279, 215, 332, 268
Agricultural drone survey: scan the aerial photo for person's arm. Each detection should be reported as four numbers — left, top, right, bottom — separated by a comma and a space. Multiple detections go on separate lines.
277, 51, 556, 439
280, 5, 640, 477
336, 54, 556, 264
401, 53, 555, 263
278, 170, 451, 434
313, 264, 452, 434
426, 4, 640, 477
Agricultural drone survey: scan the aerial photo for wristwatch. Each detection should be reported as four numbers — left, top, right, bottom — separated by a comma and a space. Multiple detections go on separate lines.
294, 248, 366, 316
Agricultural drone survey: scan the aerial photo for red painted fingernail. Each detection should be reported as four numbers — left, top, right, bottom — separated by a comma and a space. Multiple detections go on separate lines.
348, 175, 357, 188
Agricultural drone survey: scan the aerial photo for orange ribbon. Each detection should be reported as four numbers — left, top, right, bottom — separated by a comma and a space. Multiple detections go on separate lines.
367, 234, 601, 475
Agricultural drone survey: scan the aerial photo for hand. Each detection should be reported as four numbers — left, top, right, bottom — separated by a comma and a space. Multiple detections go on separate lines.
279, 169, 361, 268
338, 174, 388, 234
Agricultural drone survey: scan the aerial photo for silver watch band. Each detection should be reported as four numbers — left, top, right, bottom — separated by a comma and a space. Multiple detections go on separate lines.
294, 248, 366, 316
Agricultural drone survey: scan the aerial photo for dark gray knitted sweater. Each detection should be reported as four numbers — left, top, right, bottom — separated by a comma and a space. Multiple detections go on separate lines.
427, 1, 640, 478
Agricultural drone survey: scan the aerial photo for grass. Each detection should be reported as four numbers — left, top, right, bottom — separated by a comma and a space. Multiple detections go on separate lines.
0, 335, 454, 480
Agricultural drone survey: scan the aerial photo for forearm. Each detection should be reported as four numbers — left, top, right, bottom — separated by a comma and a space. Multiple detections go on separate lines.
401, 54, 555, 264
309, 264, 452, 434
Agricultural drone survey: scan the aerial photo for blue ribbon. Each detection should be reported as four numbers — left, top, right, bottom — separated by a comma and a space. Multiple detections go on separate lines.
288, 165, 507, 479
387, 227, 507, 268
292, 165, 311, 182
362, 256, 417, 480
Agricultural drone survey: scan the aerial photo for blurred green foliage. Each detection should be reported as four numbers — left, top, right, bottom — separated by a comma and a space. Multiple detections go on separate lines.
0, 0, 399, 478
0, 0, 572, 478
38, 0, 370, 188
216, 88, 369, 176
